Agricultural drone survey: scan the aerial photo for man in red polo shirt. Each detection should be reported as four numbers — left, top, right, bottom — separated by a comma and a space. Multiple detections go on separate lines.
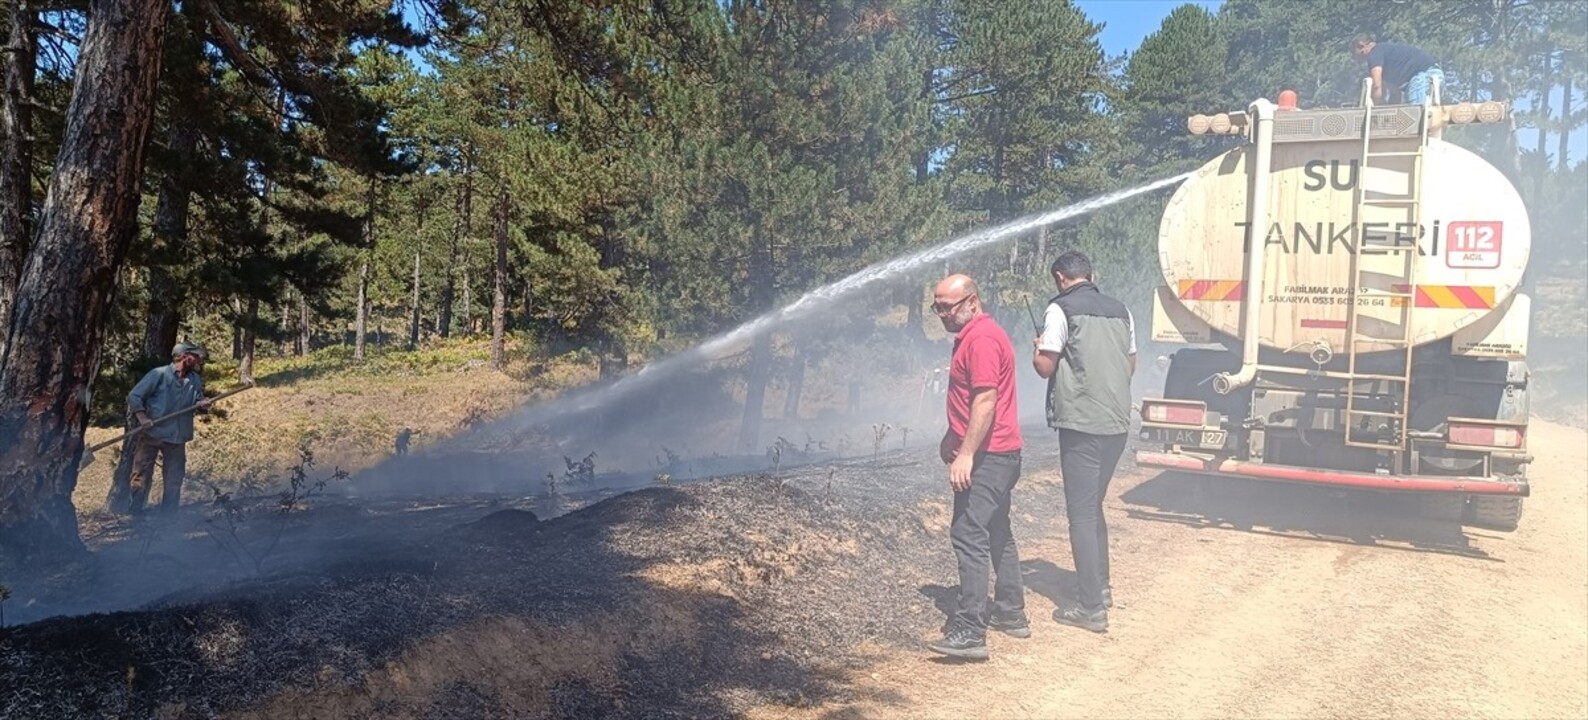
927, 273, 1027, 661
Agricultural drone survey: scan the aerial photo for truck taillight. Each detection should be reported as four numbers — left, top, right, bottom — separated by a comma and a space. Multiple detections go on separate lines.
1142, 399, 1207, 426
1447, 419, 1526, 450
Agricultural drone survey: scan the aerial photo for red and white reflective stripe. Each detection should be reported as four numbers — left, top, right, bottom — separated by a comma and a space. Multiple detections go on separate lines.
1142, 400, 1205, 426
1449, 422, 1524, 449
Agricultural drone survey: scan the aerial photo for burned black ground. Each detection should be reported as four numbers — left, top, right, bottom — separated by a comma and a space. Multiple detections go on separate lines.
0, 435, 1071, 720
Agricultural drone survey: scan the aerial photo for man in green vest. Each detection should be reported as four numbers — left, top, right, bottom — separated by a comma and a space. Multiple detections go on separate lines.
1031, 251, 1136, 633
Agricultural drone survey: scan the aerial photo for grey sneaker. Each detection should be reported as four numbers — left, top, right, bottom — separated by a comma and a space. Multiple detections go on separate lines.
1053, 605, 1108, 633
1103, 587, 1114, 609
927, 626, 989, 660
987, 612, 1031, 639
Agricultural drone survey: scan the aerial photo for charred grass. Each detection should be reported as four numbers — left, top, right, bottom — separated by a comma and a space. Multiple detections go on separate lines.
2, 452, 992, 719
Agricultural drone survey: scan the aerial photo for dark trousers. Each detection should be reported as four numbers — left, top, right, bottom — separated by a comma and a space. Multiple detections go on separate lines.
1058, 428, 1128, 613
129, 438, 187, 513
949, 450, 1024, 632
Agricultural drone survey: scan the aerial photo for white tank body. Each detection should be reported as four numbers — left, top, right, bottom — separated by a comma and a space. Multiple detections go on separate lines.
1158, 136, 1531, 353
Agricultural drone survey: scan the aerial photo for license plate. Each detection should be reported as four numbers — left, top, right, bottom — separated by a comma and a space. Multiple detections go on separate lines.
1142, 426, 1226, 448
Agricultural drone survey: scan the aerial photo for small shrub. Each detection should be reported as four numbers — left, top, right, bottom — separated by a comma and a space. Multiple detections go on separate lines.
872, 423, 892, 461
201, 438, 350, 575
562, 452, 596, 486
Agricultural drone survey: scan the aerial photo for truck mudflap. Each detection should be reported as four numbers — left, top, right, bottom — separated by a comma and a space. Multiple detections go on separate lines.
1136, 450, 1530, 497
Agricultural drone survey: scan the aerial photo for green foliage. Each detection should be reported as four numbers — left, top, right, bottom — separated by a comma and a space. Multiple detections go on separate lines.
931, 0, 1116, 315
1120, 4, 1239, 175
17, 0, 1579, 429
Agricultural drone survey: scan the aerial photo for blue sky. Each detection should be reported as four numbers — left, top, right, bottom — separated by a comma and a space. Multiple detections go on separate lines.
1075, 0, 1582, 165
1077, 0, 1224, 58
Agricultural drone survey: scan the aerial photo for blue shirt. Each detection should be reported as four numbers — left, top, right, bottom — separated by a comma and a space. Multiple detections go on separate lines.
127, 364, 205, 444
1366, 42, 1437, 89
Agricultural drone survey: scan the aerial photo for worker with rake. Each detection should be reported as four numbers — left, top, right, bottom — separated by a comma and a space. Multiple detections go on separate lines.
121, 342, 213, 514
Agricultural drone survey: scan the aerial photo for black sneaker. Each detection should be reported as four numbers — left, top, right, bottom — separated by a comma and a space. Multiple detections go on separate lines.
987, 612, 1031, 639
1053, 606, 1108, 634
927, 626, 989, 660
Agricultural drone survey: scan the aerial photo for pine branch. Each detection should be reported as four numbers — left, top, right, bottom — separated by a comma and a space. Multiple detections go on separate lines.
195, 0, 275, 89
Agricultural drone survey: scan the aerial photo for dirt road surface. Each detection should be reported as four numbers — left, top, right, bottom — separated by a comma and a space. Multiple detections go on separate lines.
756, 418, 1588, 720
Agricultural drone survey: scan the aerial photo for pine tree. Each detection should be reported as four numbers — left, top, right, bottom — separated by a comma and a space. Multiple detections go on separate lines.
1119, 4, 1236, 175
929, 0, 1115, 317
0, 0, 38, 355
0, 0, 172, 568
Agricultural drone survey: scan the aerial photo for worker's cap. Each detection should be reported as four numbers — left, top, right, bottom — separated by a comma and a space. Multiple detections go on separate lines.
172, 342, 208, 360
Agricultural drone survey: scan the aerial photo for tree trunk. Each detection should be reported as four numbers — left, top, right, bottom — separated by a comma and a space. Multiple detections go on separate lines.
520, 278, 532, 326
491, 183, 509, 370
0, 0, 170, 568
239, 297, 257, 382
598, 350, 623, 381
783, 352, 805, 419
277, 300, 290, 356
1035, 224, 1048, 276
462, 266, 471, 335
914, 66, 931, 184
1559, 73, 1573, 173
1491, 2, 1521, 184
409, 248, 421, 349
142, 125, 195, 361
298, 292, 309, 356
738, 234, 775, 450
1534, 55, 1552, 200
905, 283, 926, 345
439, 167, 471, 339
355, 257, 370, 359
104, 430, 137, 514
355, 178, 376, 360
143, 266, 180, 358
740, 334, 772, 451
0, 0, 37, 358
231, 298, 242, 359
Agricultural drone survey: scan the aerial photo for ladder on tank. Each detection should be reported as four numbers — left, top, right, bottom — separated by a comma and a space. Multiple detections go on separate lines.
1341, 78, 1436, 460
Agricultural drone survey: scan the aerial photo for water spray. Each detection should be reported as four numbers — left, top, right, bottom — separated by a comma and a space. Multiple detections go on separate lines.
437, 172, 1192, 451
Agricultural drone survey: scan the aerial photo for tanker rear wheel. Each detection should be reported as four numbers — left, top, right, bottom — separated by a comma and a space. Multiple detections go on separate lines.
1468, 496, 1524, 531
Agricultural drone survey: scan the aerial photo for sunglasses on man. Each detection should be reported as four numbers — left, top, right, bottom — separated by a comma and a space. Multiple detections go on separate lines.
933, 294, 973, 315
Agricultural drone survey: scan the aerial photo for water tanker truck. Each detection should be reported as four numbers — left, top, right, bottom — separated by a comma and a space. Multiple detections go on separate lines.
1138, 80, 1533, 530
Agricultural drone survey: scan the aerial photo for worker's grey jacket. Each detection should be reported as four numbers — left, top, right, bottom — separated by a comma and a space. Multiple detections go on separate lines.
127, 364, 205, 444
1043, 282, 1134, 435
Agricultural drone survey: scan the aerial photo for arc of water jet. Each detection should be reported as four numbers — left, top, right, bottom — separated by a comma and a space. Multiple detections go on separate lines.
442, 172, 1192, 449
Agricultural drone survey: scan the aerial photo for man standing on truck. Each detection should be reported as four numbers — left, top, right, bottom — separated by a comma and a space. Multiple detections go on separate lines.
125, 342, 212, 514
927, 273, 1027, 661
1032, 251, 1135, 634
1351, 34, 1443, 105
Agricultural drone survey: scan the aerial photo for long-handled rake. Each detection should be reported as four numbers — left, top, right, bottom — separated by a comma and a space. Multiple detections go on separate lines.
79, 382, 255, 469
